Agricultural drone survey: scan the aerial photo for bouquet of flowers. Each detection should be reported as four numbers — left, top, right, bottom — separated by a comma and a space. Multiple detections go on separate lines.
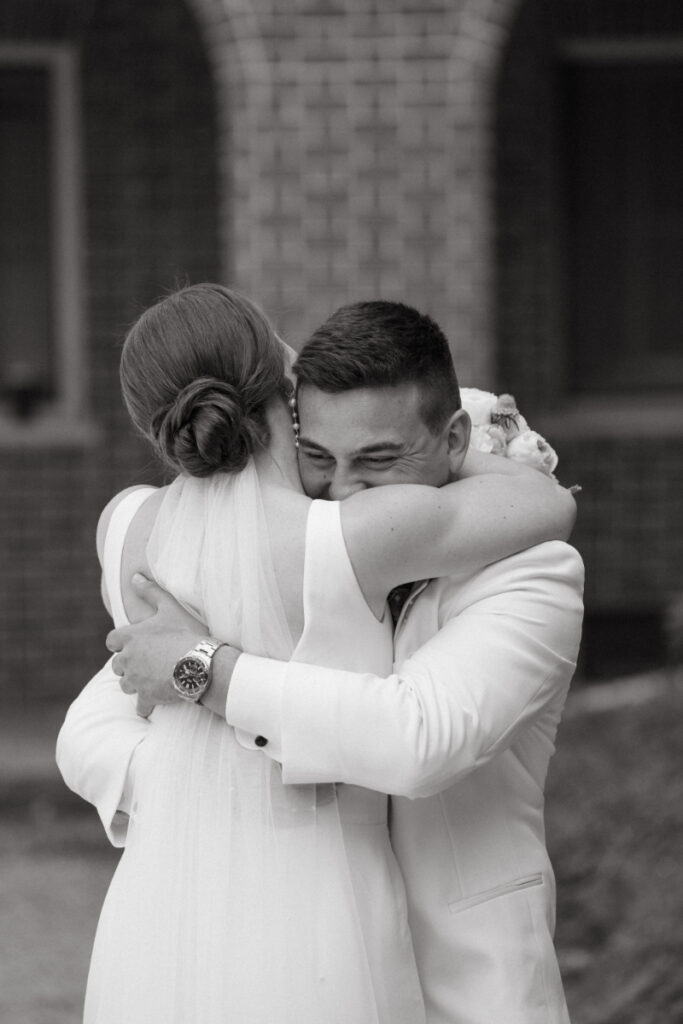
461, 388, 559, 479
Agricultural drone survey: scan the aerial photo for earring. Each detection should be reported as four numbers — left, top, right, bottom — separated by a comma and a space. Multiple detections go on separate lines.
288, 395, 300, 448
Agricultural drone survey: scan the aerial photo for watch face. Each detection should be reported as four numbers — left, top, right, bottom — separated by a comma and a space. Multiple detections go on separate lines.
174, 657, 209, 696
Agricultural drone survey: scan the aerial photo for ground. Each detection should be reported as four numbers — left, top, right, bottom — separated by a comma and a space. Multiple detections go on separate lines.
547, 676, 683, 1024
0, 805, 117, 1024
1, 674, 680, 1023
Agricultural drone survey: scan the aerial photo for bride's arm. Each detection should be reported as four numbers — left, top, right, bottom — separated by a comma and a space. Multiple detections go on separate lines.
340, 452, 576, 610
104, 455, 576, 719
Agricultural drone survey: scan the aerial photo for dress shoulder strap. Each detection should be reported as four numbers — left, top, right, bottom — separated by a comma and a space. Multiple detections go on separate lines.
293, 499, 392, 673
303, 500, 359, 611
103, 487, 158, 627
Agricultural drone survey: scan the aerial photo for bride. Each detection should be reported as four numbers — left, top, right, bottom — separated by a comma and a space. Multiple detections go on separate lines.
69, 284, 574, 1023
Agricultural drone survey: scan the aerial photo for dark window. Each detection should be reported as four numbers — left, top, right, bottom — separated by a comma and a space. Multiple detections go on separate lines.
562, 58, 683, 394
0, 65, 55, 417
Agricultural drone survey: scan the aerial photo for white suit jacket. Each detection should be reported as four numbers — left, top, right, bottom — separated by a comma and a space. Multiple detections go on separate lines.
57, 540, 583, 1023
225, 540, 584, 1024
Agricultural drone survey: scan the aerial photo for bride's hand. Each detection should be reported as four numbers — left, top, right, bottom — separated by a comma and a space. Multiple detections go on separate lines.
106, 575, 207, 717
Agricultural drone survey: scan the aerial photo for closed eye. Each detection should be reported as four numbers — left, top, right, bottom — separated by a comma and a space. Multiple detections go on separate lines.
360, 456, 399, 467
299, 449, 333, 463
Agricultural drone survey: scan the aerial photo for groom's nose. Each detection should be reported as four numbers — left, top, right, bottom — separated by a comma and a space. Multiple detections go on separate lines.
327, 470, 368, 500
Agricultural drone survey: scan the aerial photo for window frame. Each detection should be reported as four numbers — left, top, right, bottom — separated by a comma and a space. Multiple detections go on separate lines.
0, 43, 96, 447
546, 35, 683, 438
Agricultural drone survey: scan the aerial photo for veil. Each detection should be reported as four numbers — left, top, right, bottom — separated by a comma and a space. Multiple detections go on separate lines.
85, 464, 385, 1023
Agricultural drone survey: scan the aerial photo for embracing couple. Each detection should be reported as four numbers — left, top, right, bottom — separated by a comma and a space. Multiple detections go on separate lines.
57, 284, 583, 1024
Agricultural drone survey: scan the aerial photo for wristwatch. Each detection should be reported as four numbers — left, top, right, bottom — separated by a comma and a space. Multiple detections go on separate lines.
172, 638, 225, 703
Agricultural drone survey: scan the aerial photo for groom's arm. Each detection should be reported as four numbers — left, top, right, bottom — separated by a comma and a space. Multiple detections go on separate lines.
113, 542, 583, 798
226, 541, 584, 797
56, 659, 150, 846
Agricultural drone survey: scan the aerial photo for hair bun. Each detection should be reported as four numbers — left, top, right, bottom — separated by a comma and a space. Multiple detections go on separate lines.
152, 377, 263, 477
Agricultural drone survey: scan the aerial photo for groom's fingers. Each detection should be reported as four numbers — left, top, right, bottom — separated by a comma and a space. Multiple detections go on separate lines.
119, 675, 136, 695
130, 572, 165, 611
112, 654, 127, 681
136, 695, 155, 719
105, 628, 122, 653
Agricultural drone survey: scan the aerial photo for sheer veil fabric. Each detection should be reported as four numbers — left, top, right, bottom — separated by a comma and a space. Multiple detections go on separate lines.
85, 463, 424, 1024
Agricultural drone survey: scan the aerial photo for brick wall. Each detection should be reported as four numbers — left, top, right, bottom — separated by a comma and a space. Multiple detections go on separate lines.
188, 0, 498, 379
3, 0, 681, 701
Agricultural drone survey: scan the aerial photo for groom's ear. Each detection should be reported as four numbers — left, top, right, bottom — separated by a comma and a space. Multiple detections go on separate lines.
445, 408, 470, 472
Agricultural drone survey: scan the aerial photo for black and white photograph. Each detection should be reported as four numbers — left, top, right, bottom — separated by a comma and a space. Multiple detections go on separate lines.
1, 1, 682, 1022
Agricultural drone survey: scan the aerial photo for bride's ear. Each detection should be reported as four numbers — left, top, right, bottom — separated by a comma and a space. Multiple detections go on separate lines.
446, 409, 471, 472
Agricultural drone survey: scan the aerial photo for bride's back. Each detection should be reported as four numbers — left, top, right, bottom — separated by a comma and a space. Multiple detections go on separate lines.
112, 463, 310, 660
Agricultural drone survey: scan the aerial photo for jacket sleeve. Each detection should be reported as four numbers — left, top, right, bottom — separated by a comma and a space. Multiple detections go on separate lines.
55, 657, 149, 846
226, 542, 584, 798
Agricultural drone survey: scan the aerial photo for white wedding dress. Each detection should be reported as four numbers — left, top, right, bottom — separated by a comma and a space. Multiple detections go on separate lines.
84, 464, 425, 1024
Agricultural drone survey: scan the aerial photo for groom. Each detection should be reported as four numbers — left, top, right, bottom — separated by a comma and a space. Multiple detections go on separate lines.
58, 301, 583, 1024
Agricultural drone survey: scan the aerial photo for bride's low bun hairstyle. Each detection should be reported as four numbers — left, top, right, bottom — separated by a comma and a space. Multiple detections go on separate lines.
151, 376, 260, 477
120, 284, 289, 477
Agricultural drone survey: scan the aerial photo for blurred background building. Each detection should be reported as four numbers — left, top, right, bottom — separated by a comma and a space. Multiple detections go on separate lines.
2, 0, 682, 704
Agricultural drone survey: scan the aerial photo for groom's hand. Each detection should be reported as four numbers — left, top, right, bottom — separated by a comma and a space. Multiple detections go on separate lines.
106, 574, 207, 718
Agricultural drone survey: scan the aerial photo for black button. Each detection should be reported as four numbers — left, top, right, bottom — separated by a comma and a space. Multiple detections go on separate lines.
255, 735, 268, 747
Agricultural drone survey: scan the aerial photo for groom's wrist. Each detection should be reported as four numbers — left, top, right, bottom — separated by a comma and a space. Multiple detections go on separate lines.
224, 653, 288, 757
199, 644, 242, 719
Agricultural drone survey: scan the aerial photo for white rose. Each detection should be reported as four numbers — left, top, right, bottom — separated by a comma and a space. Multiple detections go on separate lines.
506, 429, 559, 476
469, 423, 507, 456
469, 426, 494, 454
460, 387, 498, 427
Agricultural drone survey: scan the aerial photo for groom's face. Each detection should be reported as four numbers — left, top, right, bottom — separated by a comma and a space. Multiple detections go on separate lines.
297, 383, 469, 500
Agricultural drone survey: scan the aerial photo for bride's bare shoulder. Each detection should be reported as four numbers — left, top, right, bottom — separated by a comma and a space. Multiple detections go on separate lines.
96, 485, 167, 566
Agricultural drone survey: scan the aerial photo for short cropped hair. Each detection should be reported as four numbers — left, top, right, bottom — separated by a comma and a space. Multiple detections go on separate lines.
294, 301, 460, 433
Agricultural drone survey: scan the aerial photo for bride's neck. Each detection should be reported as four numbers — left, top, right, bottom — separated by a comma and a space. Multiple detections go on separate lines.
253, 396, 302, 488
